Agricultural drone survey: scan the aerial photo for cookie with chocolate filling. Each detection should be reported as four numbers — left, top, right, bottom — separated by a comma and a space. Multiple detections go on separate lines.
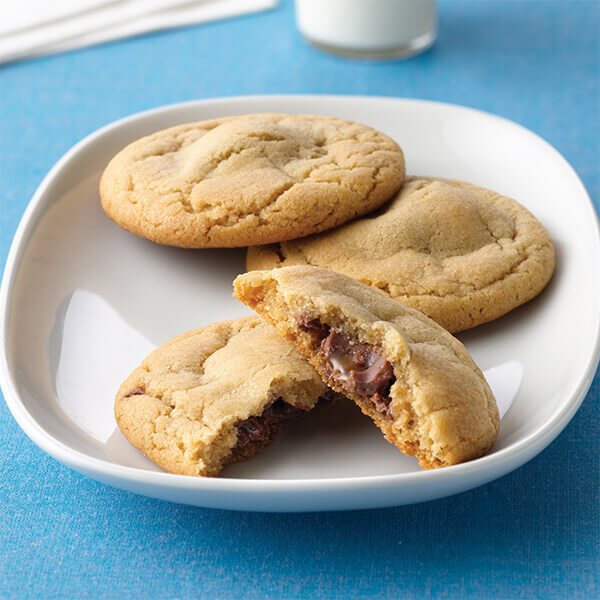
247, 177, 555, 332
100, 113, 405, 248
234, 266, 500, 468
115, 316, 337, 477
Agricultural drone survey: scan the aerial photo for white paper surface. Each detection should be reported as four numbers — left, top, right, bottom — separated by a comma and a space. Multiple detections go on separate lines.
1, 0, 278, 64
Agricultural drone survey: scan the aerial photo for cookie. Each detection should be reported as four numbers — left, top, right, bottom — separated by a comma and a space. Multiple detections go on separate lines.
115, 316, 337, 477
100, 113, 405, 248
234, 266, 500, 468
247, 177, 555, 332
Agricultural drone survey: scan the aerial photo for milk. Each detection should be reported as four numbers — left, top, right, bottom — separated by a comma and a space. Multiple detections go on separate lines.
295, 0, 436, 58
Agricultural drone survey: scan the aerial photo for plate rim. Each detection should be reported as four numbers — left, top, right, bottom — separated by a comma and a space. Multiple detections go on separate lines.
1, 94, 599, 501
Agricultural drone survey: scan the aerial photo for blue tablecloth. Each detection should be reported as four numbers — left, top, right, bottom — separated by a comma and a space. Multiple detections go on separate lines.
1, 1, 598, 598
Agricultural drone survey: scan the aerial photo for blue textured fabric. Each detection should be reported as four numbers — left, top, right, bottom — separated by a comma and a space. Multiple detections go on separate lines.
0, 1, 598, 598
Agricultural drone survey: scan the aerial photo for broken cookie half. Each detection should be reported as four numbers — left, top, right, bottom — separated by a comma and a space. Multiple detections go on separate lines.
115, 316, 337, 477
234, 266, 500, 469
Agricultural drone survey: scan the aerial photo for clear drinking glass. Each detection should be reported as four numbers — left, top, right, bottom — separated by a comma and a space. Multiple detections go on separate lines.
295, 0, 436, 60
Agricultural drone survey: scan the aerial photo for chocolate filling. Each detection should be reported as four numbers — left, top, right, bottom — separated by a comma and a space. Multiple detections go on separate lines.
233, 392, 337, 458
303, 319, 395, 418
233, 398, 303, 455
297, 312, 330, 337
124, 386, 145, 398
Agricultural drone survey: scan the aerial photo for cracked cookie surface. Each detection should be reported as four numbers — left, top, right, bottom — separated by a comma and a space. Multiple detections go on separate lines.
100, 113, 405, 248
247, 177, 555, 332
234, 266, 500, 469
115, 316, 335, 477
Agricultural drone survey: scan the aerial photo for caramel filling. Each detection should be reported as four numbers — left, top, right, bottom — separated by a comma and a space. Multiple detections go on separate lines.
299, 315, 395, 418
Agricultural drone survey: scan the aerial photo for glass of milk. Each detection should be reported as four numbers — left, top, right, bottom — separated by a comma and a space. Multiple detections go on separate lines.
295, 0, 436, 59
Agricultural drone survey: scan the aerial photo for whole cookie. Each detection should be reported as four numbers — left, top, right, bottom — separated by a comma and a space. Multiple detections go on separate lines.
115, 316, 337, 477
100, 113, 405, 248
247, 177, 555, 332
234, 266, 500, 469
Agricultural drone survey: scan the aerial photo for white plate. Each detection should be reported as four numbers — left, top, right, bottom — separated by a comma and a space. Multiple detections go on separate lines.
1, 96, 599, 512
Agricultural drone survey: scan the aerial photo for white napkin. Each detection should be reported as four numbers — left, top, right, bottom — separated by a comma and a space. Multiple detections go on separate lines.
0, 0, 278, 65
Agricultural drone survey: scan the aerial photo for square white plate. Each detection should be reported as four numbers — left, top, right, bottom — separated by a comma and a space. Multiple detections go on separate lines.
1, 96, 599, 511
